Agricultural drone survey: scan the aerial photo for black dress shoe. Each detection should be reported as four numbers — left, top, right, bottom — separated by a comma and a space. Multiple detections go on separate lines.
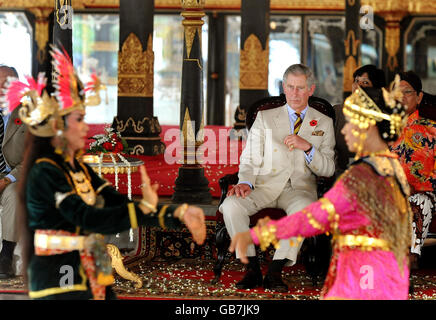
263, 272, 288, 292
409, 277, 414, 295
0, 256, 14, 279
235, 269, 263, 289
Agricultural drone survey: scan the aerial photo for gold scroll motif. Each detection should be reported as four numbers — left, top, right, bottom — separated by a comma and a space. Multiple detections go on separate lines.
118, 33, 153, 97
182, 108, 197, 146
55, 0, 71, 28
184, 26, 200, 60
240, 34, 269, 90
343, 56, 358, 92
343, 30, 360, 92
2, 0, 436, 14
114, 116, 158, 134
27, 8, 51, 65
385, 24, 400, 72
106, 244, 143, 289
181, 0, 205, 9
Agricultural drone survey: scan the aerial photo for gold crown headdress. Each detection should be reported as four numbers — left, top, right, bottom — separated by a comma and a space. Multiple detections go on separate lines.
1, 47, 105, 137
343, 74, 407, 140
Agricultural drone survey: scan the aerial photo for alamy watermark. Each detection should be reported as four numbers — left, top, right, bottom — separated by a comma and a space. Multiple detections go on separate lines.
359, 265, 374, 290
360, 5, 374, 30
57, 5, 73, 30
59, 265, 74, 289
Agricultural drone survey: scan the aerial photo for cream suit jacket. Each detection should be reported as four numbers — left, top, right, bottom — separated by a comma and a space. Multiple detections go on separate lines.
2, 106, 27, 180
238, 104, 335, 207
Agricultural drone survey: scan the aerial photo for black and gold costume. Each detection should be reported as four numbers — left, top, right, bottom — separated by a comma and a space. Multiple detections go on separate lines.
26, 152, 182, 300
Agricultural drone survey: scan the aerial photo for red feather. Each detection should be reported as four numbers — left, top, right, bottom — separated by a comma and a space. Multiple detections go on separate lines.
51, 47, 76, 110
2, 73, 46, 112
84, 73, 99, 92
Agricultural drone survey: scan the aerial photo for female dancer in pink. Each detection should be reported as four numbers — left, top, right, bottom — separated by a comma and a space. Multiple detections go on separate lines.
230, 78, 412, 300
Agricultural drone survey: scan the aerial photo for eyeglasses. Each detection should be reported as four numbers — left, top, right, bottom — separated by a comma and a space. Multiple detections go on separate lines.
353, 77, 371, 87
401, 90, 416, 97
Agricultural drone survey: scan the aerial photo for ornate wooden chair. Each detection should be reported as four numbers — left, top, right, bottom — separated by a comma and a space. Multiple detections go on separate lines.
212, 94, 336, 285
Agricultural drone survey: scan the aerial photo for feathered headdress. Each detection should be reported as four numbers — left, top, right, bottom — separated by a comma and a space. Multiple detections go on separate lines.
2, 47, 105, 137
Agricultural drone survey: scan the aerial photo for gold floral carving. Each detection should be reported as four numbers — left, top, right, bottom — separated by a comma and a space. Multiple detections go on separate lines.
182, 108, 197, 146
344, 30, 359, 57
240, 34, 268, 90
106, 244, 143, 289
181, 0, 205, 9
27, 8, 51, 65
343, 56, 358, 92
343, 30, 360, 92
114, 116, 150, 134
2, 0, 436, 13
118, 33, 153, 97
184, 26, 199, 59
385, 25, 400, 72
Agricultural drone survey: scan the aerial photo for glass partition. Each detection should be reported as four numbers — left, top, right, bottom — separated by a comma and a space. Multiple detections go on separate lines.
405, 18, 436, 94
361, 24, 382, 67
154, 14, 208, 125
268, 16, 301, 96
73, 13, 119, 124
73, 13, 208, 125
0, 12, 32, 79
224, 15, 241, 127
305, 16, 345, 106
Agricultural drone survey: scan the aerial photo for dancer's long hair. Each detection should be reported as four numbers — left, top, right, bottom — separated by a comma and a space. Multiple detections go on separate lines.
16, 132, 54, 286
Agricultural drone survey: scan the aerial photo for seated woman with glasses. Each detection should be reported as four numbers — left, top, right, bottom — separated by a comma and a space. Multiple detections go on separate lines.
389, 71, 436, 282
334, 65, 387, 176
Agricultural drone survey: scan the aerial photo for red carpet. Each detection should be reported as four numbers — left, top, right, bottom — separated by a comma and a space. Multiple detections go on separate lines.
1, 260, 436, 300
86, 124, 244, 198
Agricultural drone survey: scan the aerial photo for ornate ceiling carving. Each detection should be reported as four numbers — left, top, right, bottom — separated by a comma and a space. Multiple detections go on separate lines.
0, 0, 435, 14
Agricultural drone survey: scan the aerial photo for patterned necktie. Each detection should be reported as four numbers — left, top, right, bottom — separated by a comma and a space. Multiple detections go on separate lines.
293, 112, 302, 134
0, 116, 6, 173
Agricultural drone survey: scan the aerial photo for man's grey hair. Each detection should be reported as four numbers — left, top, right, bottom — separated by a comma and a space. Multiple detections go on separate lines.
282, 64, 316, 87
0, 65, 19, 78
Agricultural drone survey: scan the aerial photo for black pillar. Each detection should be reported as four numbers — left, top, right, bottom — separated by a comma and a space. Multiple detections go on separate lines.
234, 0, 270, 130
172, 0, 212, 204
206, 12, 226, 126
114, 0, 166, 156
343, 0, 361, 99
26, 8, 53, 89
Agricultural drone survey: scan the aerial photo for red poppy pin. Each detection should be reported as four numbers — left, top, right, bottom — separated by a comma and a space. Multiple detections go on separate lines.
14, 118, 22, 125
310, 120, 317, 126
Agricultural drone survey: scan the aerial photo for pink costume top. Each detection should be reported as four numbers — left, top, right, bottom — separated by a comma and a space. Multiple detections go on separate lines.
251, 155, 412, 300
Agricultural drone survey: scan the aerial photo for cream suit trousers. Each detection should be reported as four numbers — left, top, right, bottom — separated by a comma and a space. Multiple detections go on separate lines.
0, 178, 18, 243
220, 181, 317, 266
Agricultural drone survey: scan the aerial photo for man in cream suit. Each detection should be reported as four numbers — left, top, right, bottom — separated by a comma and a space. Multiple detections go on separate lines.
0, 65, 26, 279
220, 64, 335, 292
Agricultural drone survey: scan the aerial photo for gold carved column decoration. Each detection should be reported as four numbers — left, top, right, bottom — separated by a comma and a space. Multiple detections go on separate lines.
363, 0, 408, 80
384, 14, 403, 73
343, 30, 360, 93
342, 0, 361, 97
233, 0, 270, 132
114, 0, 165, 156
239, 34, 269, 90
118, 33, 154, 97
27, 8, 52, 65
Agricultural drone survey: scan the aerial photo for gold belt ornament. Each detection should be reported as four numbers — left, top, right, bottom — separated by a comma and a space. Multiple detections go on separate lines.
336, 235, 390, 251
34, 233, 86, 251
